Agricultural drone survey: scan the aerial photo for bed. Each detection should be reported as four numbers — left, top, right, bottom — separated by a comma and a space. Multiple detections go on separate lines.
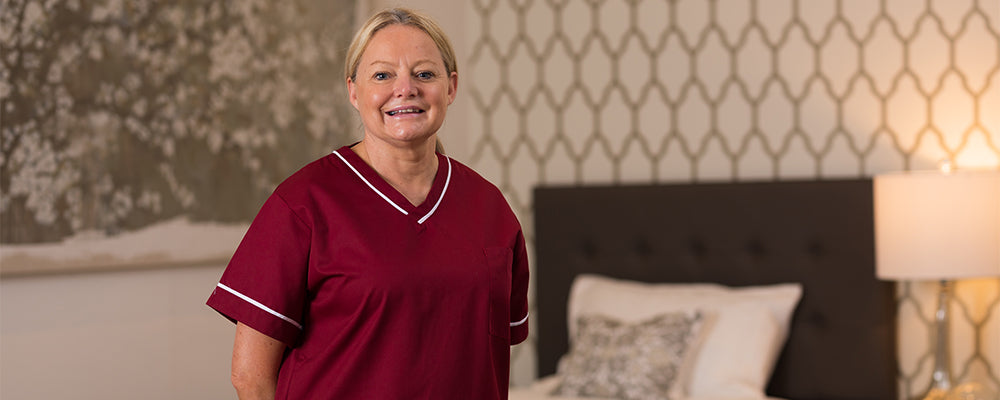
512, 179, 897, 400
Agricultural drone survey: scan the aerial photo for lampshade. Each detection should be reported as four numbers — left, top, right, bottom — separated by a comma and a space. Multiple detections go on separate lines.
874, 170, 1000, 280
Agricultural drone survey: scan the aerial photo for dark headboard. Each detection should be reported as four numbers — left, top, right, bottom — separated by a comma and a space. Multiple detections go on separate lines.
533, 179, 897, 400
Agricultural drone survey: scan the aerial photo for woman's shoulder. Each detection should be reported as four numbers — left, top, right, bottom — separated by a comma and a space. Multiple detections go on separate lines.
446, 156, 520, 216
445, 156, 503, 196
272, 149, 351, 198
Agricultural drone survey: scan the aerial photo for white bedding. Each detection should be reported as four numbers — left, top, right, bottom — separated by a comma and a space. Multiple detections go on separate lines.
513, 275, 803, 400
507, 376, 788, 400
508, 376, 601, 400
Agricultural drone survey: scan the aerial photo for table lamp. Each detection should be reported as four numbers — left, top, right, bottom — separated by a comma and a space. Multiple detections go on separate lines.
874, 170, 1000, 400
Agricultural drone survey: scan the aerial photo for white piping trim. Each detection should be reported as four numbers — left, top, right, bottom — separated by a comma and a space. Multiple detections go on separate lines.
417, 157, 451, 224
510, 312, 529, 327
332, 150, 408, 216
217, 283, 303, 330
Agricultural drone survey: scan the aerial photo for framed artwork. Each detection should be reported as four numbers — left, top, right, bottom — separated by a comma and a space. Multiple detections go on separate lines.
1, 0, 358, 275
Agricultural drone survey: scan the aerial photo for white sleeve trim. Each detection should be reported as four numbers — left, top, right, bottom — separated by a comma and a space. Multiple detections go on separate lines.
510, 312, 529, 327
217, 283, 303, 330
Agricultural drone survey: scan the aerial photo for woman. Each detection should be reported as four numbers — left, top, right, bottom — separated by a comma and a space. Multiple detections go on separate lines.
206, 8, 530, 399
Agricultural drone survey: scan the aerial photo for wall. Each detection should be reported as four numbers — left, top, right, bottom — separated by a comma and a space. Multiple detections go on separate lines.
452, 0, 1000, 397
0, 0, 354, 398
0, 265, 236, 399
2, 1, 998, 399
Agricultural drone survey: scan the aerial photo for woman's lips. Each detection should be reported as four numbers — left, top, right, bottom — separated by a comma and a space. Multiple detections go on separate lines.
385, 107, 424, 116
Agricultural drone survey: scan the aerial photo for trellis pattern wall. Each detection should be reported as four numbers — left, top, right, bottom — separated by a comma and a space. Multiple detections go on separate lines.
461, 0, 1000, 396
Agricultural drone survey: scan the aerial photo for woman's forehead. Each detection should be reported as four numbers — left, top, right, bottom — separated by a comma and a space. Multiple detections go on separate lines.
360, 25, 443, 67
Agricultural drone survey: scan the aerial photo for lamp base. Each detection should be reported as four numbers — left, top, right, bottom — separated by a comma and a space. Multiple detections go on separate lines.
920, 382, 997, 400
916, 281, 998, 400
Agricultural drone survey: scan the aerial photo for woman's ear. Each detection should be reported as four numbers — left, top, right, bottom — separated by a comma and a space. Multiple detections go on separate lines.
347, 77, 360, 110
447, 71, 458, 105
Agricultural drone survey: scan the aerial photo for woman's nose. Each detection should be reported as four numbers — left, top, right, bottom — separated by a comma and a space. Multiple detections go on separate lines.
394, 75, 418, 97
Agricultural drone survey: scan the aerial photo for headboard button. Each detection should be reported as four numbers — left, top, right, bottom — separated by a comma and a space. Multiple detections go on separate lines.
581, 240, 598, 260
634, 239, 652, 258
807, 241, 825, 258
688, 238, 707, 258
746, 240, 766, 258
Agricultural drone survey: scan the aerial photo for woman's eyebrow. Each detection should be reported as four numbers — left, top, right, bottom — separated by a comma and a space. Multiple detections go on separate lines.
366, 59, 440, 69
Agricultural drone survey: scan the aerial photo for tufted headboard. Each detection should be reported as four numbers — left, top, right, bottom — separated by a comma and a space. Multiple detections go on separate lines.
532, 179, 897, 400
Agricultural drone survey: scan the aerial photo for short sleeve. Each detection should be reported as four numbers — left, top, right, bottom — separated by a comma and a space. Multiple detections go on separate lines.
510, 228, 530, 344
207, 193, 311, 346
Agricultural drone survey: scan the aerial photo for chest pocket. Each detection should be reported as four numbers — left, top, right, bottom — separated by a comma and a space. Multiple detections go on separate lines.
484, 247, 512, 340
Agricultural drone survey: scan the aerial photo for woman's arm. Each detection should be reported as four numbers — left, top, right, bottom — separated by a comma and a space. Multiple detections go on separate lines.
231, 322, 286, 399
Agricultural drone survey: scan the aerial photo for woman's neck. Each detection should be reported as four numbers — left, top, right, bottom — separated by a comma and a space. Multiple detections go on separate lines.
351, 139, 439, 206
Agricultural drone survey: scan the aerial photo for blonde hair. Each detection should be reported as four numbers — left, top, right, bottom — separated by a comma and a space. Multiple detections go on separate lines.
345, 8, 457, 82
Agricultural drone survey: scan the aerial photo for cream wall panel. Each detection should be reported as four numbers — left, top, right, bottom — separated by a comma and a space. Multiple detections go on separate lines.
1, 266, 235, 399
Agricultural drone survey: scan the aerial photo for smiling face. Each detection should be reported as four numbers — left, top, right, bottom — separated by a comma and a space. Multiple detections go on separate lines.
348, 24, 458, 149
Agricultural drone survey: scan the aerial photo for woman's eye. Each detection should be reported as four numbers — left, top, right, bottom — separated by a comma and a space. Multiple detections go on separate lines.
373, 72, 389, 80
416, 71, 435, 80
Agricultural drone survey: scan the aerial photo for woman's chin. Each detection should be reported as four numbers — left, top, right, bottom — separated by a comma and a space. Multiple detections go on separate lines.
368, 130, 438, 148
381, 125, 440, 142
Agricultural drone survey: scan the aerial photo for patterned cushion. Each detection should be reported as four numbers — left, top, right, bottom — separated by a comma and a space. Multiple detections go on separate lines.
552, 312, 704, 400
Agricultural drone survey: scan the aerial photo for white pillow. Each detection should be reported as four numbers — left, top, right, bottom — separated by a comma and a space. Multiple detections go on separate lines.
566, 274, 803, 399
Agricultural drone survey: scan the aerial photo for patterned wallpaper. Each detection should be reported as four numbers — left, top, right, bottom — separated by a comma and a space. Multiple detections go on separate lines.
1, 0, 356, 245
3, 0, 998, 396
461, 0, 1000, 397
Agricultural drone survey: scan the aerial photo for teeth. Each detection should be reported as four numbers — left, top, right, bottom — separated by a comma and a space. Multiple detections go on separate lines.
387, 108, 422, 116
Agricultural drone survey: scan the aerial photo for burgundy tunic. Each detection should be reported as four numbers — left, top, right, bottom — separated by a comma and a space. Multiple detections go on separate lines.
208, 146, 529, 399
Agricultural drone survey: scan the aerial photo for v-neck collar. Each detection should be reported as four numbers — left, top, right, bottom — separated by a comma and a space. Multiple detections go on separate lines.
332, 145, 452, 225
